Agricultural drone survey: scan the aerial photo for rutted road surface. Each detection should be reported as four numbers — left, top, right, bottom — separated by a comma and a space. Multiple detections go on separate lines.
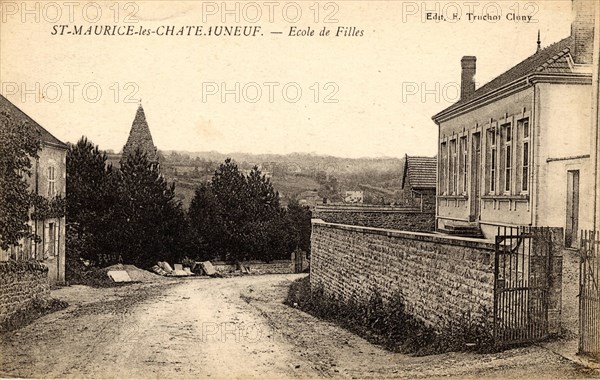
0, 274, 598, 379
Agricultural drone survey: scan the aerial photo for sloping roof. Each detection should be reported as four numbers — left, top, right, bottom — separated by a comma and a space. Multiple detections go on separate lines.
434, 36, 575, 119
0, 94, 68, 149
402, 155, 437, 190
122, 104, 158, 161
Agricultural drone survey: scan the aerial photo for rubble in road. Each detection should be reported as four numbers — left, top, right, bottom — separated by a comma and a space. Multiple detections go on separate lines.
149, 261, 217, 277
106, 270, 132, 283
92, 259, 295, 284
106, 264, 167, 283
199, 261, 218, 276
67, 259, 167, 287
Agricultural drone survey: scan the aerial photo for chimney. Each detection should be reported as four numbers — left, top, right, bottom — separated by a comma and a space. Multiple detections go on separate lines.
461, 56, 477, 100
571, 0, 596, 64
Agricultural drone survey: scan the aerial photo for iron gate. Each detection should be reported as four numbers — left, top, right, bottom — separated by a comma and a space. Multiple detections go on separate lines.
494, 227, 552, 346
579, 231, 600, 359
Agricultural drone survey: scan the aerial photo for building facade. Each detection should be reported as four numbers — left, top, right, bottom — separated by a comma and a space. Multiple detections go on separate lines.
432, 1, 595, 244
0, 95, 68, 284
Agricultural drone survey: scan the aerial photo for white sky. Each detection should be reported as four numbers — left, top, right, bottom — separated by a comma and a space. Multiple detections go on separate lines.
0, 0, 573, 158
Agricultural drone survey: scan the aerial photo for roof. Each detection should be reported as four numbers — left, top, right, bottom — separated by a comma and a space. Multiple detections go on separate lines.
0, 94, 68, 150
433, 36, 576, 121
402, 155, 437, 190
122, 104, 158, 161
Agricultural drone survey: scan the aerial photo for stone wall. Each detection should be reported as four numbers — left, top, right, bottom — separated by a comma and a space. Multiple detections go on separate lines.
311, 219, 495, 330
0, 260, 50, 325
311, 220, 564, 335
313, 204, 435, 232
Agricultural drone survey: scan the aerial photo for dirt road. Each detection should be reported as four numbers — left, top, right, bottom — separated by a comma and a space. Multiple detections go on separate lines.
0, 274, 597, 379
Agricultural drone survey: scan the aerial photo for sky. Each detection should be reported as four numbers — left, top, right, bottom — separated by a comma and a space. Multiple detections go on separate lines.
0, 0, 574, 158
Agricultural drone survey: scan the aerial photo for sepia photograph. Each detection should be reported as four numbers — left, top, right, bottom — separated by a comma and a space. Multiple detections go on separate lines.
0, 0, 599, 378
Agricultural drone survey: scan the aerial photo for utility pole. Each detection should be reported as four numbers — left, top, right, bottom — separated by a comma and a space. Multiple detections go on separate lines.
593, 0, 600, 232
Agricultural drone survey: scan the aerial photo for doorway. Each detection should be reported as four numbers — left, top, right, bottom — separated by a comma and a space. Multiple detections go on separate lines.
565, 170, 580, 248
470, 133, 481, 222
48, 222, 56, 257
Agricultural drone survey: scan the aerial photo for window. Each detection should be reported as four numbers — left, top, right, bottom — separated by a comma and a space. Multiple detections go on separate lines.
47, 166, 56, 197
488, 129, 497, 194
519, 118, 530, 192
460, 136, 468, 194
450, 139, 458, 194
502, 124, 512, 193
440, 142, 447, 194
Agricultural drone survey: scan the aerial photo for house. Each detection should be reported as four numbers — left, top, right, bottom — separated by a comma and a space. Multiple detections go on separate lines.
401, 155, 436, 211
0, 95, 68, 284
298, 189, 320, 209
344, 191, 364, 204
432, 0, 595, 244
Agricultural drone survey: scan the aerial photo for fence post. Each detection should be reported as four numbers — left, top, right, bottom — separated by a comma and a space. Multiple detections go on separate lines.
546, 227, 564, 336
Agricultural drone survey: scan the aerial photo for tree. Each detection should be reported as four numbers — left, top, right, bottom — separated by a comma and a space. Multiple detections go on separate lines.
243, 167, 286, 262
188, 183, 223, 260
286, 199, 312, 255
0, 111, 41, 250
209, 158, 250, 262
112, 149, 188, 268
66, 137, 115, 263
188, 159, 304, 263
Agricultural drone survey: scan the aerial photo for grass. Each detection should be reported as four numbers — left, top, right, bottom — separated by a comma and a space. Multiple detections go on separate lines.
285, 276, 493, 356
0, 298, 68, 334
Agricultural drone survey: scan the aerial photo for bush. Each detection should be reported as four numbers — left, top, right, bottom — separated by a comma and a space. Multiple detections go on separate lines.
285, 276, 493, 355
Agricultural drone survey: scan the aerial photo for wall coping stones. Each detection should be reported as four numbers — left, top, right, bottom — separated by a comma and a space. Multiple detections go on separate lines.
0, 260, 49, 273
315, 205, 423, 214
312, 219, 495, 251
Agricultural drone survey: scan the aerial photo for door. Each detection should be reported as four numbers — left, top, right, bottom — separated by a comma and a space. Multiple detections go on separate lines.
470, 133, 481, 222
565, 170, 579, 248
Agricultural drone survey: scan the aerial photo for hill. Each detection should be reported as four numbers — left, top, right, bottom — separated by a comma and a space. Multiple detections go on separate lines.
108, 150, 408, 208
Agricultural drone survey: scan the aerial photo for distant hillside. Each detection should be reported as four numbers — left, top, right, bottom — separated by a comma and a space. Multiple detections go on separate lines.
159, 150, 403, 175
108, 150, 409, 208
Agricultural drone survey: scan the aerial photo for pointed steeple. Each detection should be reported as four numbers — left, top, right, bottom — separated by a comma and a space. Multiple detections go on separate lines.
122, 103, 158, 162
536, 30, 542, 52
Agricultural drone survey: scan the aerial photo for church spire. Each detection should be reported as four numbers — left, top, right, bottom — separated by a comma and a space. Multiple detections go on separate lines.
122, 103, 158, 162
536, 30, 541, 52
